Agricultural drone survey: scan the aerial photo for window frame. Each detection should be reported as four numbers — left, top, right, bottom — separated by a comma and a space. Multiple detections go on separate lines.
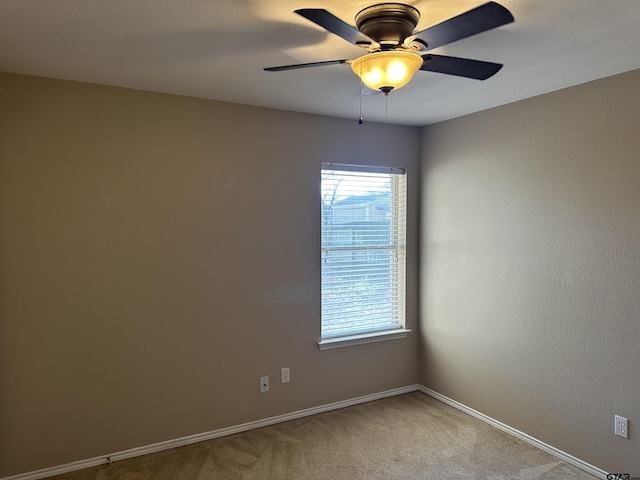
319, 164, 410, 350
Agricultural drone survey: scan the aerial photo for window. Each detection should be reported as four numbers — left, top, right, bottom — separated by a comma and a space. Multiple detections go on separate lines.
320, 164, 408, 349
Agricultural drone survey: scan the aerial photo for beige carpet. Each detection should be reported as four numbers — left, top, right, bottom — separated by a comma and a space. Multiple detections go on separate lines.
52, 392, 596, 480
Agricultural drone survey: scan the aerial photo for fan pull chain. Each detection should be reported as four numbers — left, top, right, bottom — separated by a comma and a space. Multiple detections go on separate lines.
385, 94, 388, 117
358, 61, 364, 125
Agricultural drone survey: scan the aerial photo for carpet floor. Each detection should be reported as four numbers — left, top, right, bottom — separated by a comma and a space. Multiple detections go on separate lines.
51, 392, 596, 479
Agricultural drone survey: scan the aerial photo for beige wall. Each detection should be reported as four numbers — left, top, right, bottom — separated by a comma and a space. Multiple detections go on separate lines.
420, 68, 640, 474
5, 65, 639, 478
0, 72, 420, 477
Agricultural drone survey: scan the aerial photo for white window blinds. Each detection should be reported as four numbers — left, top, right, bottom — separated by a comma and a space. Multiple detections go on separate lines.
321, 165, 406, 339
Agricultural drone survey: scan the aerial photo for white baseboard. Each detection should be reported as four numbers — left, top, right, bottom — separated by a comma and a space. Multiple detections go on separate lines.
418, 386, 608, 480
4, 385, 608, 480
3, 384, 420, 480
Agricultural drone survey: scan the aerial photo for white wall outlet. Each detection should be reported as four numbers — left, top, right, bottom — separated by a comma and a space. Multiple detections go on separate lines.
614, 415, 628, 438
260, 376, 269, 393
281, 367, 290, 383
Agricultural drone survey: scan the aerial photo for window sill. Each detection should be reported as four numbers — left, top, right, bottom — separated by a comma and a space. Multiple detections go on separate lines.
318, 329, 411, 351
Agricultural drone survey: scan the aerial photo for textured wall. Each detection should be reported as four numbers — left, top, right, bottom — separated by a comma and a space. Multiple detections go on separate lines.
0, 72, 420, 477
420, 69, 640, 474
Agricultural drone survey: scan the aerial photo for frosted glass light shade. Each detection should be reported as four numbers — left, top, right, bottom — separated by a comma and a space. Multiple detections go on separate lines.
351, 51, 423, 92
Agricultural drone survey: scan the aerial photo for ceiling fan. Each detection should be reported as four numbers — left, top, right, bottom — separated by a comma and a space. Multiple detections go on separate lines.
264, 2, 514, 95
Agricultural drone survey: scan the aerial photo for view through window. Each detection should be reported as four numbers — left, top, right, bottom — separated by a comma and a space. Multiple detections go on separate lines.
321, 165, 406, 339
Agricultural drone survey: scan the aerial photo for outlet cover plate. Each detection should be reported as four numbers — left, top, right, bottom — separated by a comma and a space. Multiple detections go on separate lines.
260, 376, 269, 393
615, 415, 628, 438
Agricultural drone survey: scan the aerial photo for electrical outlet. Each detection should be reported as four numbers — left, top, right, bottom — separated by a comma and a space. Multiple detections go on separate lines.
260, 376, 269, 393
615, 415, 628, 438
281, 367, 290, 383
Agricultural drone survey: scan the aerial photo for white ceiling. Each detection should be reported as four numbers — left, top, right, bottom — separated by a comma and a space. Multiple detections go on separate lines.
1, 0, 639, 126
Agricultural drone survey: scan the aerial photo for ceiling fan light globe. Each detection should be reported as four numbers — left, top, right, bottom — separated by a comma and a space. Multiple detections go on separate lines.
387, 61, 408, 82
364, 68, 383, 86
351, 51, 422, 92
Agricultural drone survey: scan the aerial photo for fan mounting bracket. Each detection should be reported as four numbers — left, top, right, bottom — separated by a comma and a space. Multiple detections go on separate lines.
355, 3, 420, 45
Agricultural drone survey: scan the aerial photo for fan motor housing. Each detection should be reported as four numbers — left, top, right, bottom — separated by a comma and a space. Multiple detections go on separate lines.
355, 3, 420, 45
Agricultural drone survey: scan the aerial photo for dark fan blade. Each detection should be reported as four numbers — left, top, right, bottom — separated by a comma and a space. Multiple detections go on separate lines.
412, 2, 513, 51
421, 54, 503, 80
264, 59, 350, 72
295, 9, 373, 45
